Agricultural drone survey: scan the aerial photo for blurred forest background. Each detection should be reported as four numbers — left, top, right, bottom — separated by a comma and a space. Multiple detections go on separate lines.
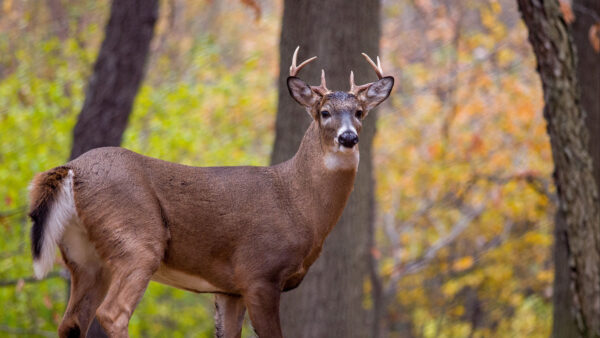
0, 0, 599, 337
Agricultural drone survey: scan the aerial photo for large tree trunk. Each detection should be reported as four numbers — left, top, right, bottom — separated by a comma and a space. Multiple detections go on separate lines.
67, 1, 158, 336
552, 209, 578, 337
553, 1, 600, 337
572, 0, 600, 190
69, 0, 159, 161
272, 1, 381, 337
517, 1, 600, 336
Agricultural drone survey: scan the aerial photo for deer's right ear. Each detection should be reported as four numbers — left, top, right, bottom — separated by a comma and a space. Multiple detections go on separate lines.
287, 76, 320, 108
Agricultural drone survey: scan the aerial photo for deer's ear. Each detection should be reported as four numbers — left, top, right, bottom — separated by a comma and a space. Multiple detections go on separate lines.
288, 76, 320, 108
358, 76, 394, 111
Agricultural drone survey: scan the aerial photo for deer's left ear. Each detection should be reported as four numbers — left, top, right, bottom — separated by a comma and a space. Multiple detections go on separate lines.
358, 76, 394, 111
288, 76, 321, 108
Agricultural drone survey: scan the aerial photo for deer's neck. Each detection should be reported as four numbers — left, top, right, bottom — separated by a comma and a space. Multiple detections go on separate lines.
276, 122, 358, 245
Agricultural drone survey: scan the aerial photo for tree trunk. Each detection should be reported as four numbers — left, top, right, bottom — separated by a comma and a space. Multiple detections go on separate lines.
553, 1, 600, 337
272, 1, 381, 337
69, 0, 159, 161
517, 1, 600, 336
67, 1, 158, 336
552, 208, 578, 337
572, 0, 600, 191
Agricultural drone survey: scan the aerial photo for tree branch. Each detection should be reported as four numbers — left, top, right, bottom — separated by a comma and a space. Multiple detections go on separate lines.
0, 324, 55, 337
383, 204, 485, 300
0, 271, 62, 288
475, 172, 557, 205
0, 206, 27, 218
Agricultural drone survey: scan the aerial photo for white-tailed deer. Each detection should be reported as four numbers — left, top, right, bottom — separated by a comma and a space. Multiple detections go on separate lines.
28, 47, 393, 338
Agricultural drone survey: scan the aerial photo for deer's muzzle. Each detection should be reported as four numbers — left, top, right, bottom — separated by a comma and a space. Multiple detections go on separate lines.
338, 131, 359, 148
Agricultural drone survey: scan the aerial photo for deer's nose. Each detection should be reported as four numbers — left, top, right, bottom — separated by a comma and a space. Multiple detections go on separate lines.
338, 131, 359, 148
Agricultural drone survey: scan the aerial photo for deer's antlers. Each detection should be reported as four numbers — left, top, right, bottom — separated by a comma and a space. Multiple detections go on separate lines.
289, 46, 317, 77
289, 46, 330, 96
349, 53, 385, 95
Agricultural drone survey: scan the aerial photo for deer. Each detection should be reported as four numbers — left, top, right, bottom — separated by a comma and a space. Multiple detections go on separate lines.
28, 47, 394, 338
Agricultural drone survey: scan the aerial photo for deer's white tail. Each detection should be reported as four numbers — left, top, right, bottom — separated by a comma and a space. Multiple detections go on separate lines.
29, 168, 77, 279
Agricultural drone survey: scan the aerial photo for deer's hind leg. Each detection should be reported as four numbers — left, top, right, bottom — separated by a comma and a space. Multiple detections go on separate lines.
95, 254, 160, 338
69, 182, 170, 337
89, 216, 168, 337
59, 263, 109, 338
58, 225, 110, 338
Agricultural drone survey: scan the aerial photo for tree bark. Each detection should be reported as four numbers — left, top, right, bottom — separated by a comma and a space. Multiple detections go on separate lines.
517, 1, 600, 336
572, 0, 600, 191
69, 0, 159, 161
273, 1, 381, 337
553, 1, 600, 337
67, 1, 158, 336
552, 208, 578, 337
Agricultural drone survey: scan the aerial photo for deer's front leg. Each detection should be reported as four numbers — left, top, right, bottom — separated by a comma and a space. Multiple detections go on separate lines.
244, 283, 283, 338
214, 294, 246, 338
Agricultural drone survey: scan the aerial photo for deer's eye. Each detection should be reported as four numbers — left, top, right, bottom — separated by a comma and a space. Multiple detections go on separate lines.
321, 111, 331, 118
355, 110, 363, 119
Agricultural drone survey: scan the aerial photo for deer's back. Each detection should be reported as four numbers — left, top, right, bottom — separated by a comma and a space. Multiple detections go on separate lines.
67, 147, 311, 293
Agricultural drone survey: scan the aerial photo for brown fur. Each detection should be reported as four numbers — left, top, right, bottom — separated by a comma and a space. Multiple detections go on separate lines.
214, 294, 246, 338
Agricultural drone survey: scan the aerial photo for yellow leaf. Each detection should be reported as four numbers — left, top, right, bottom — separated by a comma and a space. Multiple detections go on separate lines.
452, 256, 474, 271
490, 1, 501, 14
381, 258, 394, 277
536, 270, 553, 284
2, 0, 11, 12
497, 49, 515, 67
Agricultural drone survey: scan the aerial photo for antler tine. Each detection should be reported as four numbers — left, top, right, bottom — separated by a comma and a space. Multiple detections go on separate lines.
289, 47, 329, 95
361, 53, 383, 79
349, 70, 370, 94
310, 69, 330, 96
349, 53, 385, 94
289, 46, 318, 77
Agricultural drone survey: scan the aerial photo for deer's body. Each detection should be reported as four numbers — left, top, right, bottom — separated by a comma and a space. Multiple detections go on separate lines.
66, 121, 354, 294
29, 48, 392, 337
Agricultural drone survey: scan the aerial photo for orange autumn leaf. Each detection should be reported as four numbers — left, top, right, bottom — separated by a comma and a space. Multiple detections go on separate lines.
559, 0, 575, 24
453, 256, 474, 272
240, 0, 261, 21
589, 23, 600, 53
468, 134, 484, 154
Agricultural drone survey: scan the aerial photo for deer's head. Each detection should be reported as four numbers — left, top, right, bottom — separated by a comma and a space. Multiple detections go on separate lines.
287, 47, 394, 159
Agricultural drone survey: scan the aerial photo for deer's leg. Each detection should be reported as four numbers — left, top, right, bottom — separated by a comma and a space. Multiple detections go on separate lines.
94, 253, 160, 338
82, 201, 168, 337
93, 220, 165, 338
58, 263, 109, 338
244, 284, 283, 338
214, 294, 246, 338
